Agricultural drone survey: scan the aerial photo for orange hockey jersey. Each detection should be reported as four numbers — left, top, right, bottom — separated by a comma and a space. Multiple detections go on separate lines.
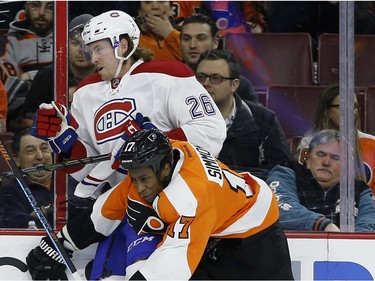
359, 131, 375, 192
89, 139, 279, 279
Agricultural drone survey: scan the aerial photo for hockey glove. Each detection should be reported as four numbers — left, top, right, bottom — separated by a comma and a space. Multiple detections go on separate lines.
31, 101, 78, 154
26, 236, 70, 280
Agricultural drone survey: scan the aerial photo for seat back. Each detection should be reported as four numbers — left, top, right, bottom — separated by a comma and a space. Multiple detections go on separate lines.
267, 85, 366, 140
318, 33, 375, 87
266, 85, 325, 139
223, 32, 314, 88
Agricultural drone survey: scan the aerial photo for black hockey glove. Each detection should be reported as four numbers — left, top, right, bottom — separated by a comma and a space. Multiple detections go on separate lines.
26, 236, 70, 280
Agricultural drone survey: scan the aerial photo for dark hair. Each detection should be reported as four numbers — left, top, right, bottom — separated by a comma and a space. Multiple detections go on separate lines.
313, 84, 340, 131
182, 13, 219, 39
197, 49, 241, 79
311, 83, 366, 182
11, 128, 32, 156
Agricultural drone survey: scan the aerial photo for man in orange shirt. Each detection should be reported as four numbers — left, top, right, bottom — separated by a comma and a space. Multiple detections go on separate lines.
26, 129, 293, 280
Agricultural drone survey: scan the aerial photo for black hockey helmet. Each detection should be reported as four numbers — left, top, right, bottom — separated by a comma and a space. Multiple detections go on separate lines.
120, 128, 172, 173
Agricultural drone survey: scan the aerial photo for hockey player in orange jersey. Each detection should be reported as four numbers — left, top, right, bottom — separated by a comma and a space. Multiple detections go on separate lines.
26, 129, 294, 280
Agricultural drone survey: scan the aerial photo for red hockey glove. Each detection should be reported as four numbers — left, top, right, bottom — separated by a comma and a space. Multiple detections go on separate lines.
31, 101, 78, 154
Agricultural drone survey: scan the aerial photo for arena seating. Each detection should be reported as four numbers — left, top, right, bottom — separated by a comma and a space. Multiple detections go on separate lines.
223, 32, 315, 88
318, 33, 375, 87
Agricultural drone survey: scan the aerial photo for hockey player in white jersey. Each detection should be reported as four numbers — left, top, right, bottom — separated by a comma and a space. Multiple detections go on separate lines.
31, 10, 226, 199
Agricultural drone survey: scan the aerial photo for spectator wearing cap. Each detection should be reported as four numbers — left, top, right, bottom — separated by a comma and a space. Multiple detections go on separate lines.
18, 14, 96, 129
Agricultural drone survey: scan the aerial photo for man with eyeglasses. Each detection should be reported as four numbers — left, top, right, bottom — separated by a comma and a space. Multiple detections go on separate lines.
266, 129, 375, 232
0, 1, 54, 130
180, 13, 258, 103
196, 49, 290, 180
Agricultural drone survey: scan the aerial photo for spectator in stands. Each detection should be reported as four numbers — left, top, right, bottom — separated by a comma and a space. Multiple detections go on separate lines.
135, 1, 182, 61
295, 84, 375, 193
196, 49, 290, 179
172, 1, 202, 25
200, 1, 267, 35
267, 129, 375, 232
18, 14, 96, 129
0, 128, 87, 228
0, 1, 54, 130
0, 0, 53, 83
0, 1, 26, 30
181, 13, 258, 103
1, 128, 53, 228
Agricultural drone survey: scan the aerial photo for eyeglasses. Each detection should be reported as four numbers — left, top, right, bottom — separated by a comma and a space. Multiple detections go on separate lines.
27, 1, 54, 12
196, 73, 236, 85
329, 104, 360, 112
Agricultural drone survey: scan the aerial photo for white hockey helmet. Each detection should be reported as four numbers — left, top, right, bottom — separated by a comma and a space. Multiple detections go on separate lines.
82, 10, 140, 61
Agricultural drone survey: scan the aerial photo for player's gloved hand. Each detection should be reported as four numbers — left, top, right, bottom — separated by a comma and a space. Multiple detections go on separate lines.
30, 203, 53, 218
26, 236, 70, 280
31, 101, 78, 154
73, 113, 157, 199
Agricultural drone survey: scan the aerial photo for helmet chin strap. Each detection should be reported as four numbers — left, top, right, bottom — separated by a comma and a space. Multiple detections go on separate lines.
113, 57, 125, 79
112, 44, 125, 79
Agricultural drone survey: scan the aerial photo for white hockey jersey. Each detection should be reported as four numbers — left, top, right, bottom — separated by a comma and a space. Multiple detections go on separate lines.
69, 59, 226, 196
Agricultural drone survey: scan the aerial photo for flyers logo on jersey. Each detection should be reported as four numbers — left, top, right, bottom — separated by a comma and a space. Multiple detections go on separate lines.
127, 197, 168, 235
94, 98, 137, 144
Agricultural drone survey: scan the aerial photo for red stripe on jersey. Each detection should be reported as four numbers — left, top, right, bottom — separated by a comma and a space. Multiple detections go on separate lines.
75, 73, 103, 92
166, 127, 187, 141
57, 140, 88, 173
131, 60, 194, 78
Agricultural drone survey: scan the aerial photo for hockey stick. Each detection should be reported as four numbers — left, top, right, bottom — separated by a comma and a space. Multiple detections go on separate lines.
0, 139, 82, 281
0, 153, 111, 180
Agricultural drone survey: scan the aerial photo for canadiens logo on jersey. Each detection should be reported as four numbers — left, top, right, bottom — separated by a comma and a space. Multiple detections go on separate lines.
94, 98, 137, 144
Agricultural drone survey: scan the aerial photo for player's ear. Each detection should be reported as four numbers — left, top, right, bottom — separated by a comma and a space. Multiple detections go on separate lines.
161, 163, 171, 177
212, 32, 220, 49
119, 38, 129, 57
